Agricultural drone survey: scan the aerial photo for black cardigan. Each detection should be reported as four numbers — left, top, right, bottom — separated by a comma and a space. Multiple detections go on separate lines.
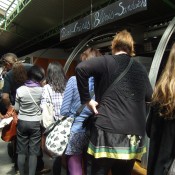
76, 54, 153, 136
146, 106, 175, 175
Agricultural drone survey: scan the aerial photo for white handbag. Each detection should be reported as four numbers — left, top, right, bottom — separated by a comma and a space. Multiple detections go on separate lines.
41, 87, 55, 128
45, 103, 87, 156
45, 116, 74, 156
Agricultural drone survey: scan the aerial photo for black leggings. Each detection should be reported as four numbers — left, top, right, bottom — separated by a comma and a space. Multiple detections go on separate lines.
52, 156, 62, 175
86, 155, 135, 175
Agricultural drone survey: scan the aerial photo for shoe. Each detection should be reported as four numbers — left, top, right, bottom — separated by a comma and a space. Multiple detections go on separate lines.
36, 168, 51, 174
14, 165, 20, 175
15, 170, 20, 175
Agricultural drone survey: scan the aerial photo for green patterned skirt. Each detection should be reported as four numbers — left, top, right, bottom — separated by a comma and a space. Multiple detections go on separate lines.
87, 126, 146, 160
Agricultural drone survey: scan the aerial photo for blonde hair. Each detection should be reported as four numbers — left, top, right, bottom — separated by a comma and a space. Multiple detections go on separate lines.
152, 43, 175, 118
2, 53, 18, 64
111, 30, 135, 56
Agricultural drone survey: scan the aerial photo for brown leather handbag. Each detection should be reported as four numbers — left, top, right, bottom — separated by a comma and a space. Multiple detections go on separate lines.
1, 107, 18, 142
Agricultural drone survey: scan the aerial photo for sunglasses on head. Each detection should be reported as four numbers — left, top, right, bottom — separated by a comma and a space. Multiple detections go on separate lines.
1, 59, 11, 66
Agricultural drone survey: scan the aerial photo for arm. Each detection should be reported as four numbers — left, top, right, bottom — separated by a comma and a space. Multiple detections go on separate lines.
76, 57, 105, 104
60, 77, 74, 117
1, 93, 11, 109
2, 73, 12, 109
14, 91, 20, 112
76, 57, 105, 114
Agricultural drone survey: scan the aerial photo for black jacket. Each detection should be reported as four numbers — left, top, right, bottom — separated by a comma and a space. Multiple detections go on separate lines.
76, 54, 152, 136
146, 105, 175, 175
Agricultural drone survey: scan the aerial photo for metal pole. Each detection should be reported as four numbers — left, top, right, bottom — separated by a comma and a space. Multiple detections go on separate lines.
63, 33, 115, 74
141, 16, 175, 169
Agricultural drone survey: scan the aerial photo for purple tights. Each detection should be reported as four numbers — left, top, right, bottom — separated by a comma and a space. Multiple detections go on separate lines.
67, 154, 83, 175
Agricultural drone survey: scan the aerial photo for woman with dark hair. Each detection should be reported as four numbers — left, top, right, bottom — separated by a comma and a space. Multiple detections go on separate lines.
60, 48, 102, 175
146, 43, 175, 175
15, 65, 45, 175
76, 30, 152, 175
46, 62, 66, 94
40, 62, 67, 175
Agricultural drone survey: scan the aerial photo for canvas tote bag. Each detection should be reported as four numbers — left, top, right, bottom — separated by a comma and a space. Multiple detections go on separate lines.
45, 116, 74, 156
41, 87, 55, 128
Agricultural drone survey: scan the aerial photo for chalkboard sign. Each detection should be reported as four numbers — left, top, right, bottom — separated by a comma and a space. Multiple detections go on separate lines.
60, 15, 91, 41
91, 0, 147, 29
60, 0, 147, 41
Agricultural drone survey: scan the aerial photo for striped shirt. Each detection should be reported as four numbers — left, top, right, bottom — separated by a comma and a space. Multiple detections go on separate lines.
60, 76, 94, 133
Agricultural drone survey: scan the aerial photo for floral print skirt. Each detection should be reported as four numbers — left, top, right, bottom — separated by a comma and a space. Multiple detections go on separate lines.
65, 132, 89, 155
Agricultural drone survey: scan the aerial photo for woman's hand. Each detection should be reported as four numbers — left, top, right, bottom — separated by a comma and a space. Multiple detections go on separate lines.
0, 112, 4, 119
86, 99, 99, 114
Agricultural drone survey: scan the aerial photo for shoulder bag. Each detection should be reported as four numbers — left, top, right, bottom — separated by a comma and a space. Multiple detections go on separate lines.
41, 86, 55, 128
1, 106, 18, 142
44, 100, 90, 156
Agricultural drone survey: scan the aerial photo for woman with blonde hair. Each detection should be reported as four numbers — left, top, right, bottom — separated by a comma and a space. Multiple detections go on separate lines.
76, 30, 152, 175
146, 43, 175, 175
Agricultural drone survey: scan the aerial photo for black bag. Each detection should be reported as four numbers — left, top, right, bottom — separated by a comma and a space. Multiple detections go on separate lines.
83, 114, 95, 138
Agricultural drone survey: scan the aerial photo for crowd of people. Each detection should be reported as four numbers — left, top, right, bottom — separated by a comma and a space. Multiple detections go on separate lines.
0, 29, 175, 175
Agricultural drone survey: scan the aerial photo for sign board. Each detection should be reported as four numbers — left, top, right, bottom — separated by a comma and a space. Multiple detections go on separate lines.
91, 0, 147, 29
60, 0, 147, 40
60, 15, 91, 41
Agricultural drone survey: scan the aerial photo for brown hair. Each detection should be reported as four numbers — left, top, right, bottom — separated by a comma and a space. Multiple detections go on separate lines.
152, 43, 175, 118
80, 48, 102, 61
13, 62, 27, 85
111, 30, 135, 56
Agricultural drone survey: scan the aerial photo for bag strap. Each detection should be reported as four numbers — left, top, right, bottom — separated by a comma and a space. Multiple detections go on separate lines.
102, 57, 133, 99
46, 86, 53, 104
67, 58, 133, 117
25, 86, 41, 111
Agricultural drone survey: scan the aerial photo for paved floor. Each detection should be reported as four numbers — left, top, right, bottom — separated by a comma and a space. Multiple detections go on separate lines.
0, 129, 146, 175
0, 130, 15, 175
0, 129, 67, 175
